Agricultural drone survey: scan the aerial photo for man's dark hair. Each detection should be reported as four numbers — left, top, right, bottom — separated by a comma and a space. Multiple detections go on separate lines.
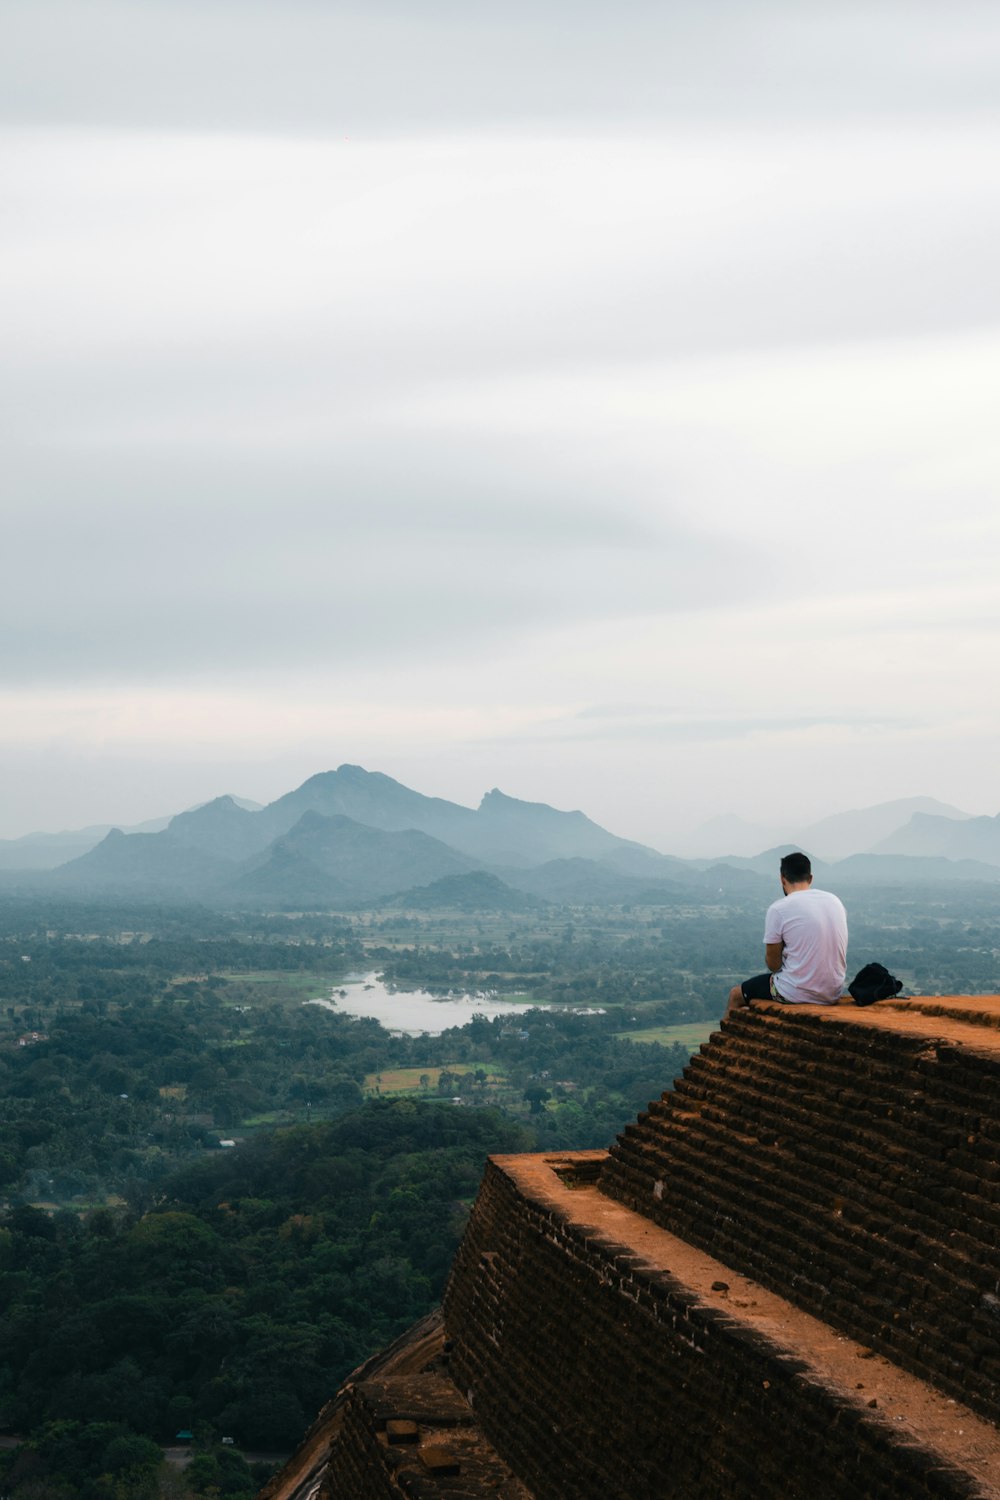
780, 851, 812, 883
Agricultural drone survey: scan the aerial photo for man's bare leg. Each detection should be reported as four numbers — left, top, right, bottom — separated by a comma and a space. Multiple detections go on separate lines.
727, 984, 748, 1015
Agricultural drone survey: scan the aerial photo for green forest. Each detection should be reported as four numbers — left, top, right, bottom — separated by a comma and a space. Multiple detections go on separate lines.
2, 883, 998, 1496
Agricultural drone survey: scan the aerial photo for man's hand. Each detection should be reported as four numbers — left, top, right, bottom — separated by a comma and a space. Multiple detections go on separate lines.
765, 941, 784, 973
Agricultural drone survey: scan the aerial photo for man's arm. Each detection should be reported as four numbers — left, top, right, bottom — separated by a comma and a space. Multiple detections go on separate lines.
765, 941, 784, 973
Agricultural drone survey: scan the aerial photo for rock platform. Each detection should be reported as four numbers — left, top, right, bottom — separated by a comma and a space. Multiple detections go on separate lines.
260, 995, 1000, 1500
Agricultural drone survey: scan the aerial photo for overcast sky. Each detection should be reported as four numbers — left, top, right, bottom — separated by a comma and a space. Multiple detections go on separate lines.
2, 0, 999, 849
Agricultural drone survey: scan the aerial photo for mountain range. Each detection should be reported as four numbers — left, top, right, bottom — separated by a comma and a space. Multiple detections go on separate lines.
30, 766, 688, 909
0, 798, 262, 872
684, 797, 975, 861
1, 767, 998, 909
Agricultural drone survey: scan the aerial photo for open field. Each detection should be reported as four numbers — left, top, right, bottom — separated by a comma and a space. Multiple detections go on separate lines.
364, 1064, 504, 1095
213, 970, 340, 1004
616, 1022, 719, 1048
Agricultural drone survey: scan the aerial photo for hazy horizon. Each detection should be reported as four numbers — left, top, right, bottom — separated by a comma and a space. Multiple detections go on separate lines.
0, 764, 989, 862
4, 2, 999, 849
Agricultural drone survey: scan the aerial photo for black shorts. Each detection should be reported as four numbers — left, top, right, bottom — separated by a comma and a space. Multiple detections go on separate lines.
741, 972, 785, 1003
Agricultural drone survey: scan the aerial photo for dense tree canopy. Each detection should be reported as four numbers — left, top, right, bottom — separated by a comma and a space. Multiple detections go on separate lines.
1, 884, 996, 1496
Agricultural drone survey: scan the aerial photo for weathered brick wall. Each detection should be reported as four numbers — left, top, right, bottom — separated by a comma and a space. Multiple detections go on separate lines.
601, 1006, 1000, 1424
442, 1157, 984, 1500
323, 1389, 401, 1500
323, 1374, 529, 1499
270, 1004, 1000, 1499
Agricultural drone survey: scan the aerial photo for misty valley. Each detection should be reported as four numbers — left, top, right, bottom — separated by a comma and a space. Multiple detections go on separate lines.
2, 769, 1000, 1498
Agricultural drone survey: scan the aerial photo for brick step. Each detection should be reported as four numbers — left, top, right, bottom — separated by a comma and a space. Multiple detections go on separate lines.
602, 1158, 1000, 1380
858, 995, 1000, 1034
611, 1111, 999, 1304
904, 996, 1000, 1019
443, 1154, 1000, 1500
730, 1006, 1000, 1087
688, 1022, 927, 1077
609, 1144, 1000, 1419
572, 1138, 1000, 1417
609, 1012, 1000, 1251
604, 1124, 1000, 1418
325, 1372, 533, 1499
681, 1037, 998, 1124
695, 1044, 1000, 1138
689, 1026, 1000, 1132
674, 1062, 915, 1124
612, 1105, 1000, 1258
653, 1076, 1000, 1233
655, 1131, 992, 1317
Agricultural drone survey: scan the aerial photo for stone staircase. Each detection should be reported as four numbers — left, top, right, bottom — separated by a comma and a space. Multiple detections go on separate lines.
261, 996, 1000, 1500
602, 998, 1000, 1424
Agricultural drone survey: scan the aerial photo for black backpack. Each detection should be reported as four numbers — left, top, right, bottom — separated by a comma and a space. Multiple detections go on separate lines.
848, 962, 903, 1006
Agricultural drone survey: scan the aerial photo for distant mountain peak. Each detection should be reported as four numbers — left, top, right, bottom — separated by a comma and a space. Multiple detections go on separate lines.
173, 794, 245, 818
682, 795, 975, 862
301, 764, 403, 787
873, 808, 1000, 866
478, 787, 586, 820
479, 788, 524, 810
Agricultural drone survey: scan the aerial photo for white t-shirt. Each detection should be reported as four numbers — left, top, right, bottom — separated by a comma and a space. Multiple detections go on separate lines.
764, 887, 848, 1004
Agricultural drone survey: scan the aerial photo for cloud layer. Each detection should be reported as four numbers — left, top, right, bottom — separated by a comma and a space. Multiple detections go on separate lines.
2, 2, 999, 842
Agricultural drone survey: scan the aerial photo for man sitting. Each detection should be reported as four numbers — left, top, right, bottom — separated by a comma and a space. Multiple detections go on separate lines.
728, 851, 847, 1013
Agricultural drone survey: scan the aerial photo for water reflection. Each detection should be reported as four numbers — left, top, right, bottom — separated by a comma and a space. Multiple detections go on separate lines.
306, 970, 539, 1036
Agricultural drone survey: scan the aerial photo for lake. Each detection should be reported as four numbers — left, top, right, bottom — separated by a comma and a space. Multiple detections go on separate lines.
307, 971, 540, 1036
